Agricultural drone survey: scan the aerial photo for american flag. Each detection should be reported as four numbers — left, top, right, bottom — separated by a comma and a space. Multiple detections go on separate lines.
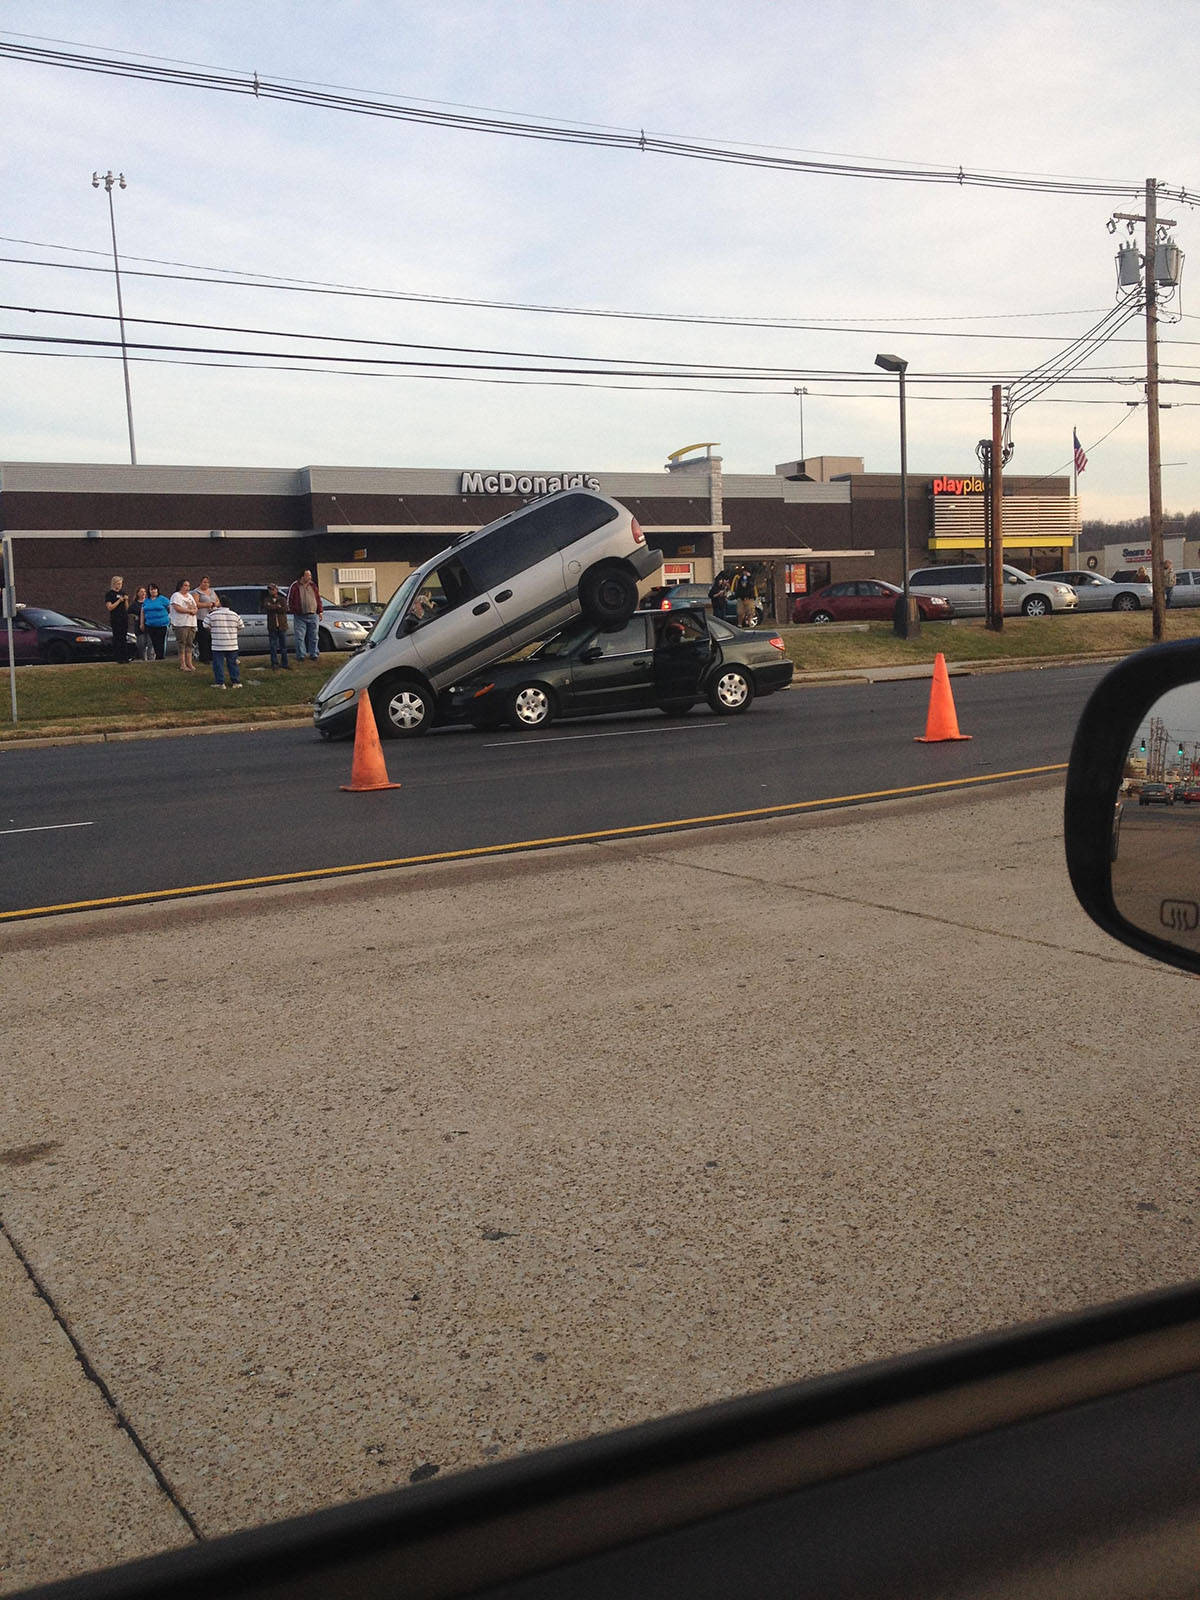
1073, 429, 1088, 474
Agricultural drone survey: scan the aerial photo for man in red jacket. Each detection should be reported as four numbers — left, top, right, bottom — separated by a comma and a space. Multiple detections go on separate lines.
287, 569, 323, 662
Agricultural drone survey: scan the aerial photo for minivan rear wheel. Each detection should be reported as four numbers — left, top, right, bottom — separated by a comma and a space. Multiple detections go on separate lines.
580, 566, 638, 627
373, 678, 435, 738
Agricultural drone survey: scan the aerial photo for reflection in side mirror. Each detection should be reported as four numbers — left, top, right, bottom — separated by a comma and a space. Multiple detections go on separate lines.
1065, 640, 1200, 976
1111, 680, 1200, 957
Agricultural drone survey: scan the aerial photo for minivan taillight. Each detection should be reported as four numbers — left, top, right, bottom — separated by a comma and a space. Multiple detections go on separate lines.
632, 518, 645, 544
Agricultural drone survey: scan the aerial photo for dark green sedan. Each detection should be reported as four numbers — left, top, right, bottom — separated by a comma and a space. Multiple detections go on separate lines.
442, 607, 793, 731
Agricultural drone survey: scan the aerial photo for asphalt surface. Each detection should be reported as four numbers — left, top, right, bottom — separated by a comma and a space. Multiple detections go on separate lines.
0, 664, 1110, 917
4, 775, 1200, 1594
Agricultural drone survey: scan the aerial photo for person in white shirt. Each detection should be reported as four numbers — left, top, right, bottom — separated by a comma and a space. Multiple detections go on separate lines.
203, 596, 245, 688
168, 579, 198, 673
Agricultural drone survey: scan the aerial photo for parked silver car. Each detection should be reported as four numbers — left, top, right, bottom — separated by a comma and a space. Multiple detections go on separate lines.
1040, 571, 1152, 612
907, 564, 1077, 617
314, 488, 662, 738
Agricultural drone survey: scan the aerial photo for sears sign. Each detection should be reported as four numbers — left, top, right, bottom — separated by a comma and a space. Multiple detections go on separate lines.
460, 471, 601, 496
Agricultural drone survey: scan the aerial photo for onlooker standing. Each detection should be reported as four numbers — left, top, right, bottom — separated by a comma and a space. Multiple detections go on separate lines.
104, 575, 132, 662
132, 585, 153, 660
169, 578, 198, 673
193, 576, 218, 664
1165, 558, 1176, 609
141, 583, 170, 660
733, 567, 757, 627
708, 572, 731, 621
263, 582, 290, 669
204, 594, 244, 688
287, 568, 323, 662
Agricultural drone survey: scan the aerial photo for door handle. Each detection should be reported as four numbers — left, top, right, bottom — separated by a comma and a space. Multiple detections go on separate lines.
472, 602, 490, 615
495, 589, 513, 603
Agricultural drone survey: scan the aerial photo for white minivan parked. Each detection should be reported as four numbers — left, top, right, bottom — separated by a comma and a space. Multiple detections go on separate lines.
908, 564, 1077, 618
314, 488, 661, 738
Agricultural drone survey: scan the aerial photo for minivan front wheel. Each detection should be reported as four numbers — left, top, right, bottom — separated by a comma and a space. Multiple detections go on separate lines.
373, 678, 435, 737
580, 566, 638, 627
1021, 595, 1051, 617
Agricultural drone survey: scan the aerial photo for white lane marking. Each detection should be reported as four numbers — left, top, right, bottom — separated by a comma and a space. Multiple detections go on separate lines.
0, 821, 96, 837
483, 725, 727, 748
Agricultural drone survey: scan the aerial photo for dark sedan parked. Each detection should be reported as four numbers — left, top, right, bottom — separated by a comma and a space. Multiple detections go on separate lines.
0, 605, 134, 664
443, 607, 793, 731
792, 580, 954, 625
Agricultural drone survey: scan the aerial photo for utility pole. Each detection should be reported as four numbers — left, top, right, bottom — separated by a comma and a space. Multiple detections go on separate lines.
1111, 179, 1179, 643
990, 385, 1004, 631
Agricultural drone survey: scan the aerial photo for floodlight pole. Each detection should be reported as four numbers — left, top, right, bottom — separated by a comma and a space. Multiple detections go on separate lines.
93, 169, 137, 465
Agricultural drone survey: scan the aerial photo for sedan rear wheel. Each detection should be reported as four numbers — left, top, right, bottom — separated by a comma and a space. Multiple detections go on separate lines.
508, 682, 554, 730
1113, 593, 1139, 611
810, 611, 835, 625
708, 667, 755, 715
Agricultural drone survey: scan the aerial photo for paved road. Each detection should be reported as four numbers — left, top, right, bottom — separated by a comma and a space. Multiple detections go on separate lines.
5, 776, 1198, 1595
0, 664, 1108, 916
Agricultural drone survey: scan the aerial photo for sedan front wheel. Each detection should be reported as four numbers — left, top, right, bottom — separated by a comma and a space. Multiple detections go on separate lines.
508, 682, 554, 731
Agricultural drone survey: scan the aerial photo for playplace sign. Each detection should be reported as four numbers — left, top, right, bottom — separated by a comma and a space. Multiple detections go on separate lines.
460, 470, 601, 496
931, 476, 985, 495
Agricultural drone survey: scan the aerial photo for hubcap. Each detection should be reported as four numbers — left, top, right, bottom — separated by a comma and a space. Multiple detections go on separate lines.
716, 672, 749, 708
514, 686, 549, 725
387, 690, 427, 730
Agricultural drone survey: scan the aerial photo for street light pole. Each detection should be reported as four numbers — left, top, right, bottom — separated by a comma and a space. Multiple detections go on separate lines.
92, 169, 137, 465
875, 353, 918, 638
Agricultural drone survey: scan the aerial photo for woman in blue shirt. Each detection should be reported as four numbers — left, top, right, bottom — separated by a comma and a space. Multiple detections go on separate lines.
140, 583, 171, 660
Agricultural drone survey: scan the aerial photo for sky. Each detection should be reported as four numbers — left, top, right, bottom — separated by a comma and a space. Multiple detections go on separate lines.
0, 0, 1197, 522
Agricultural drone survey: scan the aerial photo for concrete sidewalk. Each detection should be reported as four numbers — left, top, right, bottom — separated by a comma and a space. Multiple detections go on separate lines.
4, 776, 1199, 1593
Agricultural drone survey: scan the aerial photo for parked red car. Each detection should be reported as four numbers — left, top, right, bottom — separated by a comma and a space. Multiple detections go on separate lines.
792, 579, 954, 624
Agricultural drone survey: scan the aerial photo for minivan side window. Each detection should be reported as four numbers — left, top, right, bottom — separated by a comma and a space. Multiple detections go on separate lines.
460, 493, 619, 592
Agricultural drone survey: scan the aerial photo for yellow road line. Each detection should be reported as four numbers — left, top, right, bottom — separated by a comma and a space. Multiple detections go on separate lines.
0, 763, 1067, 923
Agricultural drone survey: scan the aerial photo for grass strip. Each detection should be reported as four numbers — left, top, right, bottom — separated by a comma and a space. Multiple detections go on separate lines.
0, 613, 1196, 741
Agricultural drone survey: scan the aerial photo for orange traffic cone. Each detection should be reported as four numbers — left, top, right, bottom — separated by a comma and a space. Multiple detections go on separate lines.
340, 692, 402, 791
914, 653, 971, 743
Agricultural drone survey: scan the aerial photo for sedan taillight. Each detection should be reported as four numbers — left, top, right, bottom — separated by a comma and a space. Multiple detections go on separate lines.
768, 634, 786, 651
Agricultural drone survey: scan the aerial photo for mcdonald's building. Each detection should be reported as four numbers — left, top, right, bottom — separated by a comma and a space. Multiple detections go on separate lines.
0, 444, 1078, 624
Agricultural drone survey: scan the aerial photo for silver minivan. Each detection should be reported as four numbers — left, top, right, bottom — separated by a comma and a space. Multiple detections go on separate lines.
314, 488, 662, 737
908, 564, 1077, 618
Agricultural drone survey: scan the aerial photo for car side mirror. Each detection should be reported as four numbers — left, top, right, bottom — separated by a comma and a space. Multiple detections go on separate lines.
1065, 638, 1200, 974
402, 615, 421, 634
580, 646, 603, 662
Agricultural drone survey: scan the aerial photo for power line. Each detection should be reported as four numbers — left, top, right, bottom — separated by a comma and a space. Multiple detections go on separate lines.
1, 36, 1194, 204
0, 236, 1138, 335
8, 254, 1186, 346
